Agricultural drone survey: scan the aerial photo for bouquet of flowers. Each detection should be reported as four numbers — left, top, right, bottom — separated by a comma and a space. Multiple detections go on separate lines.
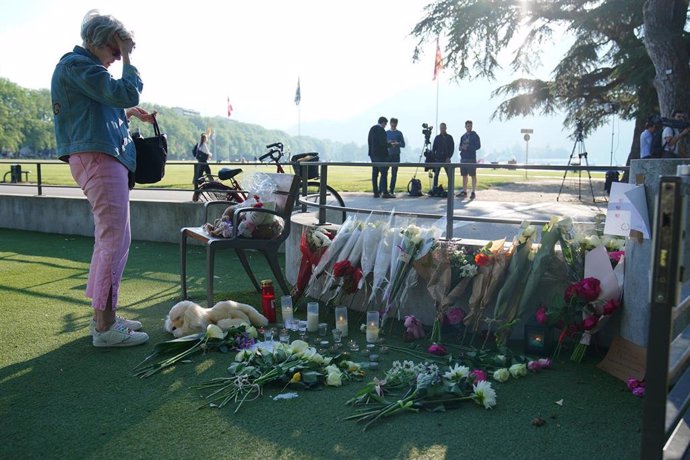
536, 244, 625, 362
293, 226, 333, 299
369, 226, 396, 301
326, 218, 367, 304
345, 359, 497, 431
133, 324, 256, 378
381, 223, 439, 322
464, 239, 509, 333
492, 222, 538, 345
359, 215, 391, 290
306, 215, 358, 298
193, 340, 364, 413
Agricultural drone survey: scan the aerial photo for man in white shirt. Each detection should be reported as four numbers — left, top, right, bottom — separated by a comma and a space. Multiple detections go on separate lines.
662, 110, 690, 158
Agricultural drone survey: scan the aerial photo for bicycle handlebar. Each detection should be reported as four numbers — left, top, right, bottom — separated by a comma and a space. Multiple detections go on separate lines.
266, 142, 283, 150
258, 151, 274, 161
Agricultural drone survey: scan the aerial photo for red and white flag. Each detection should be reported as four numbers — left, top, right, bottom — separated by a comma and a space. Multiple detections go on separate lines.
433, 39, 443, 81
227, 97, 233, 117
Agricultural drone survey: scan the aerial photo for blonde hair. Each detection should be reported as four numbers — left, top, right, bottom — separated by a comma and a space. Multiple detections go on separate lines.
80, 9, 133, 48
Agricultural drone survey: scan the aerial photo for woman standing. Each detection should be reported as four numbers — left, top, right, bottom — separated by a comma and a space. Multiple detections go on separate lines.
193, 133, 212, 189
51, 10, 154, 347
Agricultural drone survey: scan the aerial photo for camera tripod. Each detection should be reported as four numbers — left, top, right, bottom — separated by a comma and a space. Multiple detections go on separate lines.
557, 129, 596, 202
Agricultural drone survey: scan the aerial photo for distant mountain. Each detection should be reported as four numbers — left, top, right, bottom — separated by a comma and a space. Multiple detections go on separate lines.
287, 83, 635, 166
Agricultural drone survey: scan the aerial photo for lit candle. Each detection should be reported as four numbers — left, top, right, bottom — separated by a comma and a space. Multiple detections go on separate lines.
307, 302, 319, 332
335, 306, 348, 337
280, 295, 293, 328
366, 325, 380, 343
366, 311, 380, 343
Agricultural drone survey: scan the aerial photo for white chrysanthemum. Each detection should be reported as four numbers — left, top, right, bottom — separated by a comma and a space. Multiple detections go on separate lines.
472, 380, 497, 409
443, 363, 470, 381
460, 264, 478, 278
390, 361, 402, 371
402, 360, 415, 372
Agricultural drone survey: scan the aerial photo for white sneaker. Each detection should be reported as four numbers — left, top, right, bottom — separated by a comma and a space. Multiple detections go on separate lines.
89, 316, 143, 335
92, 323, 149, 348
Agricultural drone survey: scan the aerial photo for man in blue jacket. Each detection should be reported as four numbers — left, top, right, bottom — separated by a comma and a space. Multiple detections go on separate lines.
457, 120, 481, 199
386, 117, 405, 196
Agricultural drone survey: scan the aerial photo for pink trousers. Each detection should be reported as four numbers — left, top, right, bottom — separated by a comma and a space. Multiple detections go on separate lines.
69, 153, 131, 311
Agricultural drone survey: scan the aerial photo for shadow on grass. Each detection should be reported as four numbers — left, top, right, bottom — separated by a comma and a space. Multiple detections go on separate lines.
0, 228, 644, 459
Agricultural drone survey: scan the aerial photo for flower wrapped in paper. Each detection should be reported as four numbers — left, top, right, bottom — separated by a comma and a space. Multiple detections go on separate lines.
382, 223, 440, 322
491, 222, 538, 344
306, 215, 358, 298
464, 239, 508, 332
321, 218, 367, 301
359, 214, 392, 290
293, 226, 333, 299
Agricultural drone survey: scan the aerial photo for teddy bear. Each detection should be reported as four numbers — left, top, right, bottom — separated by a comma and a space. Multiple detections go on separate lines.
164, 300, 269, 338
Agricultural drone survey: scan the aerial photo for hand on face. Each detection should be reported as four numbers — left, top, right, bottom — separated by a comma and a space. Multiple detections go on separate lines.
114, 33, 135, 57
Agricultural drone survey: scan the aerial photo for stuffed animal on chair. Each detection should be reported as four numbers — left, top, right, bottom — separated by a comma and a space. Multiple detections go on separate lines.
164, 300, 269, 338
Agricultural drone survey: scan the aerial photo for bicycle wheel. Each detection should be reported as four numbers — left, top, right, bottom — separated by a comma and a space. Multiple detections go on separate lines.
193, 182, 235, 202
298, 181, 347, 224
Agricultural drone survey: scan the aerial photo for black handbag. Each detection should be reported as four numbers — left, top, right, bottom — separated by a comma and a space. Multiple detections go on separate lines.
133, 114, 167, 184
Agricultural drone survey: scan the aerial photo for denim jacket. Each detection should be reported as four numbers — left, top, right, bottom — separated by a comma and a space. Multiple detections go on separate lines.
51, 46, 143, 172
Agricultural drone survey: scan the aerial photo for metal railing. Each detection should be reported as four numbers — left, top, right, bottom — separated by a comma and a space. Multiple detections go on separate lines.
640, 167, 690, 459
1, 159, 628, 240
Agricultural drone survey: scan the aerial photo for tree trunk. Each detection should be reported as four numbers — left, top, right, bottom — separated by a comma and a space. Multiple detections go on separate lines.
642, 0, 690, 116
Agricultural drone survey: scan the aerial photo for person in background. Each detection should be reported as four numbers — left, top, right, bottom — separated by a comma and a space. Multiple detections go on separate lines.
51, 9, 154, 347
368, 116, 393, 198
639, 120, 655, 159
386, 117, 405, 197
430, 122, 454, 196
193, 133, 212, 189
457, 120, 481, 199
662, 110, 690, 158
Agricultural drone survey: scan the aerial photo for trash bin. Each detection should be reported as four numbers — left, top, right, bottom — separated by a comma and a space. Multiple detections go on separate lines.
10, 164, 22, 183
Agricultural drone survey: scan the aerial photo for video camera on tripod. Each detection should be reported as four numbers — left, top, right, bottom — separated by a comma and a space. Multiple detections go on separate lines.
421, 123, 435, 170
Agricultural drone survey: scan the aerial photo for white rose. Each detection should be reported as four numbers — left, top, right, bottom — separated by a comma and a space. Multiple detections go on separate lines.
290, 340, 309, 353
206, 324, 225, 339
326, 369, 343, 386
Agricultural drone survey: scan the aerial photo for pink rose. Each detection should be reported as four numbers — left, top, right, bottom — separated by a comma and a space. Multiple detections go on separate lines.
603, 299, 621, 316
527, 361, 542, 372
428, 343, 448, 356
535, 306, 548, 325
583, 315, 599, 330
537, 358, 552, 369
608, 250, 624, 265
470, 369, 487, 382
577, 277, 601, 302
632, 387, 645, 398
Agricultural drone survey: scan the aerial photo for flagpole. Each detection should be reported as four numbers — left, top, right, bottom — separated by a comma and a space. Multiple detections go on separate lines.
435, 78, 439, 130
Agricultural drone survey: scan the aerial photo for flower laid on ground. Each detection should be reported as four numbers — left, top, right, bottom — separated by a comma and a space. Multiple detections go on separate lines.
345, 359, 497, 431
133, 324, 255, 378
194, 340, 364, 413
626, 377, 645, 398
293, 226, 333, 299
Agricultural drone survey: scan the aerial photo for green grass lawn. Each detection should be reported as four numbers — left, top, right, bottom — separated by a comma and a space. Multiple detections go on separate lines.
1, 159, 604, 193
0, 228, 642, 459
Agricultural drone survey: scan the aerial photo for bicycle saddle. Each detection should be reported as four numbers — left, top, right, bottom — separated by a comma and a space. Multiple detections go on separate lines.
218, 168, 243, 180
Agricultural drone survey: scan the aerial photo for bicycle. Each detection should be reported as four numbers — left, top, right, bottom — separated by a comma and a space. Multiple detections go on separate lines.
192, 142, 347, 223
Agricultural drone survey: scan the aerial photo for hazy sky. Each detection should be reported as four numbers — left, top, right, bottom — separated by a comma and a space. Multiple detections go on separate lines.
0, 0, 633, 164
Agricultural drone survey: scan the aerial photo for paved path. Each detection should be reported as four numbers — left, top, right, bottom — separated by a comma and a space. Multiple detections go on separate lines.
1, 178, 610, 240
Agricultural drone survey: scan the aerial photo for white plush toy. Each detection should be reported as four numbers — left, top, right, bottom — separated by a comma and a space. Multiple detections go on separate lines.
164, 300, 269, 338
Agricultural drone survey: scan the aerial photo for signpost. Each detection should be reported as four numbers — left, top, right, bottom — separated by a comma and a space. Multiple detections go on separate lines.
521, 129, 533, 179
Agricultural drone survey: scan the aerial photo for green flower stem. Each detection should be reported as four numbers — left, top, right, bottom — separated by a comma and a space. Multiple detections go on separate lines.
384, 345, 448, 364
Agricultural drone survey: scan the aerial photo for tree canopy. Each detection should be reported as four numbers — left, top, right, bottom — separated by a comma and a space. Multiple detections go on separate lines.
411, 0, 690, 159
0, 77, 366, 162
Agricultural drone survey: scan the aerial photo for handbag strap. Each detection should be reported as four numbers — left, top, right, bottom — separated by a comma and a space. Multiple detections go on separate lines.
151, 113, 161, 137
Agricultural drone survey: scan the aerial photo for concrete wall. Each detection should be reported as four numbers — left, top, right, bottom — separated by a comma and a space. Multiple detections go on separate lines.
0, 194, 205, 243
622, 159, 690, 347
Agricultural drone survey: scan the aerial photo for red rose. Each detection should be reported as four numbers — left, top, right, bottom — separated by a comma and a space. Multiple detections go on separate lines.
474, 252, 491, 267
333, 260, 353, 277
564, 283, 579, 302
428, 343, 448, 356
583, 315, 599, 330
577, 277, 601, 302
603, 299, 621, 315
535, 306, 548, 325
